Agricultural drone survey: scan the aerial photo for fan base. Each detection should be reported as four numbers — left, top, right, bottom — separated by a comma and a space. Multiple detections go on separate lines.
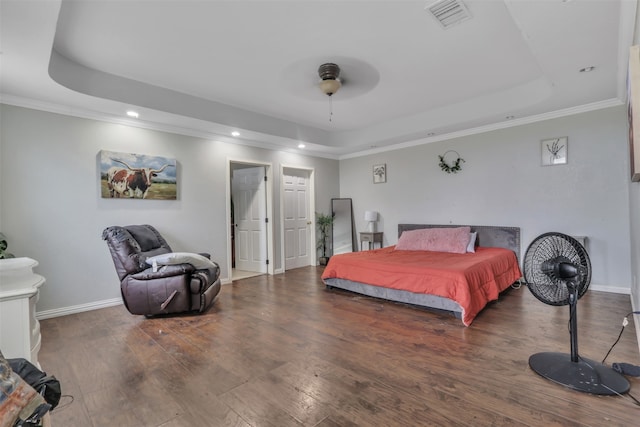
529, 352, 630, 395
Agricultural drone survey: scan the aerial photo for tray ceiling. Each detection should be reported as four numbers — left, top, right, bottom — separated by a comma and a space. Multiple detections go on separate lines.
1, 0, 637, 157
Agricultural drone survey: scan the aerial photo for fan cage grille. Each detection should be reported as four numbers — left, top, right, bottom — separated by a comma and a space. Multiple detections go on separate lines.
523, 233, 591, 306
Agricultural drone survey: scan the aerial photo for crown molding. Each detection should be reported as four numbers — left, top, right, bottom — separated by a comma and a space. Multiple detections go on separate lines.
0, 93, 341, 160
339, 98, 625, 160
2, 93, 623, 161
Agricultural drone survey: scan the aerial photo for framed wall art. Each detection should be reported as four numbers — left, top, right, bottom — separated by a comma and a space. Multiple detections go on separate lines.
541, 137, 568, 166
373, 164, 387, 183
99, 150, 177, 199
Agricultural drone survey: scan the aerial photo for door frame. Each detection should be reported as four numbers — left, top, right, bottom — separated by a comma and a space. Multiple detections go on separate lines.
226, 158, 275, 279
280, 164, 316, 271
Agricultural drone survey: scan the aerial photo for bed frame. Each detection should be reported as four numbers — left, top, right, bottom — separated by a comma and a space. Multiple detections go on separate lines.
324, 224, 521, 320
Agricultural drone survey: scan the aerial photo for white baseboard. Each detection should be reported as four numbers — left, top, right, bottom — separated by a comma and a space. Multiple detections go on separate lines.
36, 298, 123, 320
589, 284, 630, 294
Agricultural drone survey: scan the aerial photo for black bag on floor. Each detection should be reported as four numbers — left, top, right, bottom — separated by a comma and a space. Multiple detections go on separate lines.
8, 358, 61, 410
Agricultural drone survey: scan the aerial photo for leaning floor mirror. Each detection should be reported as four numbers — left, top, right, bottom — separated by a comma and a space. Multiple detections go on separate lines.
331, 198, 356, 255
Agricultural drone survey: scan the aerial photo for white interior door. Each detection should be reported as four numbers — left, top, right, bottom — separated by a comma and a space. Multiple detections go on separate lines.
283, 169, 311, 270
232, 166, 267, 273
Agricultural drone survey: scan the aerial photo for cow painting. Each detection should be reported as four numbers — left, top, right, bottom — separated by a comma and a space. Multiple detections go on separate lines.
100, 150, 177, 200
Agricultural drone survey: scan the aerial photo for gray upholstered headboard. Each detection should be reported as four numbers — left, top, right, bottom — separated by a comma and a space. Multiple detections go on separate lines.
397, 224, 521, 262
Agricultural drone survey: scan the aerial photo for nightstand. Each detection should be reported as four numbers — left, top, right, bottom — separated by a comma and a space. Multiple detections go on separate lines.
360, 232, 383, 251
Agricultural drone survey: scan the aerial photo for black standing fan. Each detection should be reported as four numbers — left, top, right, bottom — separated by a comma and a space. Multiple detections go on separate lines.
523, 232, 630, 395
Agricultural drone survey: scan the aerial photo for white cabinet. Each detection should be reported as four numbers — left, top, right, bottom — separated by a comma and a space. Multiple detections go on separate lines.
0, 257, 45, 366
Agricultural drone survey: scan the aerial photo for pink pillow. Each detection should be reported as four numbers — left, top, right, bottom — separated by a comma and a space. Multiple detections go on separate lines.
395, 227, 471, 254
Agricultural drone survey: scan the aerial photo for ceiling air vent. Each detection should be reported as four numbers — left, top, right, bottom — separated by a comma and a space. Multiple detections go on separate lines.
426, 0, 472, 28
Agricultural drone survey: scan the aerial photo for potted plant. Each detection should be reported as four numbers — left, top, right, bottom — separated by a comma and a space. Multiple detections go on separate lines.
0, 233, 14, 259
316, 212, 334, 265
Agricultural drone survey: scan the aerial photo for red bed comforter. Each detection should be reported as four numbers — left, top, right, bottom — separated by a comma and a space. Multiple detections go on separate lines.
321, 246, 522, 326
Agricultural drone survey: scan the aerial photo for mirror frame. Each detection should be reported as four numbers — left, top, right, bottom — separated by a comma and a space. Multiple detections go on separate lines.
331, 198, 356, 255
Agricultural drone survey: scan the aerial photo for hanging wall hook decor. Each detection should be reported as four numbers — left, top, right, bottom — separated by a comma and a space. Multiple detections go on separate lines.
438, 150, 465, 174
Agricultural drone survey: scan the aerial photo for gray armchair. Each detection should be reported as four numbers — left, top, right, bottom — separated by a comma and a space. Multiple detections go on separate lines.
102, 224, 221, 316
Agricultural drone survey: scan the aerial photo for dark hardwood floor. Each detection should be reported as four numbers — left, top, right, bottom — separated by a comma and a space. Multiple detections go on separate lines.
39, 266, 640, 426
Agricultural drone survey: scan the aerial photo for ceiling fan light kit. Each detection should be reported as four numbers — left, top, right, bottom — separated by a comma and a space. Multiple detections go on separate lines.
318, 62, 342, 121
319, 79, 341, 96
523, 232, 630, 396
318, 63, 341, 96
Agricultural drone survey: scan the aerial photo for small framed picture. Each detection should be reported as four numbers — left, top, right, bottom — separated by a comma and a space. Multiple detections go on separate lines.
541, 137, 568, 166
373, 164, 386, 183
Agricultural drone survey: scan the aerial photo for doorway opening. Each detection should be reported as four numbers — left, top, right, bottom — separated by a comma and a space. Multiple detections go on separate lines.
228, 160, 274, 281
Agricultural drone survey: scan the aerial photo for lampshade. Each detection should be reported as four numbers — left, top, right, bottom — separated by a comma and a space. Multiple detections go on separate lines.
364, 211, 378, 232
364, 211, 378, 222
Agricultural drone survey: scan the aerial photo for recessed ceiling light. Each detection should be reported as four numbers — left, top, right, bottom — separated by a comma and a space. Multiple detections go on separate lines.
231, 131, 240, 137
126, 110, 139, 118
298, 143, 306, 149
579, 66, 595, 73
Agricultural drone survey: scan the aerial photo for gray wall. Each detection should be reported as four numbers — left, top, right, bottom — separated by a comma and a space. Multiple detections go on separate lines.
631, 151, 640, 322
0, 103, 634, 316
0, 105, 340, 314
340, 106, 632, 292
630, 17, 640, 345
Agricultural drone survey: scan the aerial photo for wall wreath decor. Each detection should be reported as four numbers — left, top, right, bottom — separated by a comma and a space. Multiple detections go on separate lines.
438, 150, 465, 174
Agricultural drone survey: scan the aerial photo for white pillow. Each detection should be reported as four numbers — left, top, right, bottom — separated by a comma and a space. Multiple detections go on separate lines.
467, 232, 478, 253
146, 252, 216, 270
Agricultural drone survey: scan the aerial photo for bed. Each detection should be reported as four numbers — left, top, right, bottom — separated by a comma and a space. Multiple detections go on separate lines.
321, 224, 522, 326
